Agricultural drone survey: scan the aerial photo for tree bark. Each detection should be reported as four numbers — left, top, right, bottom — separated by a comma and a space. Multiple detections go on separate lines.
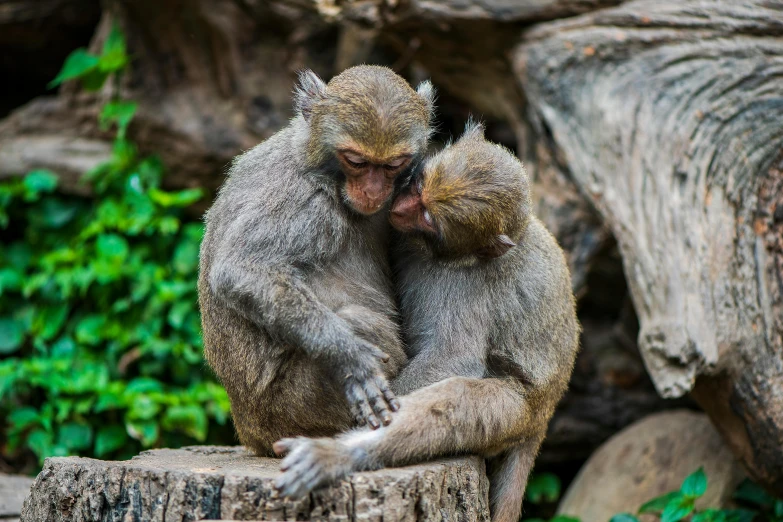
20, 446, 490, 522
515, 0, 783, 493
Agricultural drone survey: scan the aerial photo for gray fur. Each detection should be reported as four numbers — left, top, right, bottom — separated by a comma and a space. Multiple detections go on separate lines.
199, 66, 432, 455
275, 130, 580, 522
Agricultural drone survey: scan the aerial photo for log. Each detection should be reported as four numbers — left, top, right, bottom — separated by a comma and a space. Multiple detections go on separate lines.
20, 446, 490, 522
515, 0, 783, 493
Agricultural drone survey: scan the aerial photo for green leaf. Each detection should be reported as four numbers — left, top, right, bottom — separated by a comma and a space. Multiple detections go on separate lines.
722, 509, 758, 522
609, 515, 639, 522
100, 101, 138, 139
167, 301, 192, 330
57, 423, 93, 451
681, 467, 708, 498
96, 233, 129, 261
95, 425, 129, 457
126, 419, 159, 446
640, 491, 683, 514
98, 23, 128, 72
79, 68, 111, 91
149, 188, 203, 208
33, 305, 69, 341
662, 496, 695, 522
75, 315, 106, 345
27, 429, 54, 461
9, 407, 41, 431
36, 198, 79, 228
526, 472, 562, 504
125, 377, 163, 394
23, 170, 59, 199
0, 317, 25, 354
49, 48, 99, 87
163, 404, 208, 441
0, 267, 23, 295
128, 395, 161, 420
733, 479, 775, 508
775, 500, 783, 518
692, 509, 725, 522
549, 517, 580, 522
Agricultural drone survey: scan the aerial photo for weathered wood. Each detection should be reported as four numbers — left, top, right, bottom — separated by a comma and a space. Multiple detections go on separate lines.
0, 0, 337, 195
516, 0, 783, 493
0, 472, 34, 520
20, 446, 489, 522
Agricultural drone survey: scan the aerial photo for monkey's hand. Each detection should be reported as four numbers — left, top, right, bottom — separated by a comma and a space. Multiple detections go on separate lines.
273, 437, 359, 498
340, 341, 400, 429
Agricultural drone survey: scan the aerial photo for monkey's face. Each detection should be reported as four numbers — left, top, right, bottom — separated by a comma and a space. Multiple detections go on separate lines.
391, 122, 530, 259
299, 65, 435, 216
335, 147, 413, 216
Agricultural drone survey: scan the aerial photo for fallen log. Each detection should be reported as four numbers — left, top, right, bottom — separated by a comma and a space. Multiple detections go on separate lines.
516, 0, 783, 493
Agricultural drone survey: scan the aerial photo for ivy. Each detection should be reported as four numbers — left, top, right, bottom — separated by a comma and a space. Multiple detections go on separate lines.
1, 24, 230, 466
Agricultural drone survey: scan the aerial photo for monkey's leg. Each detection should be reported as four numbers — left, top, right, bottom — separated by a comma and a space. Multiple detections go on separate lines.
274, 377, 534, 498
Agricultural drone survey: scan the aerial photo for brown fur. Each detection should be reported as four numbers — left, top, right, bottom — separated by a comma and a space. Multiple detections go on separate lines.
199, 66, 434, 455
273, 124, 580, 522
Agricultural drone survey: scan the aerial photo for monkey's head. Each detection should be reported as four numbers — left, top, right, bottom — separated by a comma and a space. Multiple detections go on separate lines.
390, 120, 532, 260
295, 65, 435, 216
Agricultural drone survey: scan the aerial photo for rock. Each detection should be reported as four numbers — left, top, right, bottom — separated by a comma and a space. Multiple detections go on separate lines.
0, 472, 33, 521
20, 445, 490, 522
557, 410, 746, 520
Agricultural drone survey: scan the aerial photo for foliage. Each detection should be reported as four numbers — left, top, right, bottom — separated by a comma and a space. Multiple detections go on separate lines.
528, 468, 783, 522
527, 472, 563, 505
0, 25, 231, 467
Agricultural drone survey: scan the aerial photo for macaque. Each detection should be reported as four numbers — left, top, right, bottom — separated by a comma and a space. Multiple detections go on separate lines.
274, 122, 580, 522
198, 66, 435, 456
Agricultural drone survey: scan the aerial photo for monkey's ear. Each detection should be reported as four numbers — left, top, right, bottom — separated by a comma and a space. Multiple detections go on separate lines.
462, 117, 485, 141
478, 234, 516, 259
294, 69, 327, 121
416, 80, 436, 121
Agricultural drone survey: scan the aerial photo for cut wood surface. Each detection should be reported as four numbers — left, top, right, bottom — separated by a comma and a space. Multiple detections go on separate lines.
516, 0, 783, 492
20, 446, 490, 522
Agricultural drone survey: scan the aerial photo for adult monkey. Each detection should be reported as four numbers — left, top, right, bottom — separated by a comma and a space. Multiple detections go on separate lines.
198, 66, 435, 456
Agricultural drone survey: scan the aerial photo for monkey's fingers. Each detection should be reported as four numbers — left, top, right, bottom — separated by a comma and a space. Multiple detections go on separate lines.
383, 387, 401, 412
273, 437, 298, 457
365, 376, 395, 426
345, 379, 380, 429
354, 339, 391, 364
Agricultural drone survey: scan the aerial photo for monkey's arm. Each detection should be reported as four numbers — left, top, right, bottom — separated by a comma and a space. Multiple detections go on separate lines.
274, 376, 535, 496
208, 259, 399, 428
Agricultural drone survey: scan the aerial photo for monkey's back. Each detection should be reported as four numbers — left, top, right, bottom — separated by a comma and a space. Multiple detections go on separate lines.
198, 121, 404, 455
395, 217, 580, 421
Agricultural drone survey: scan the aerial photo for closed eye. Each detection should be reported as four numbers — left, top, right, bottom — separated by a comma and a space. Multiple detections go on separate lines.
347, 158, 367, 168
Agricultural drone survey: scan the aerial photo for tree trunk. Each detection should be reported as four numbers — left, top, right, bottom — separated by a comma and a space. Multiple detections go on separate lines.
20, 446, 490, 522
516, 0, 783, 493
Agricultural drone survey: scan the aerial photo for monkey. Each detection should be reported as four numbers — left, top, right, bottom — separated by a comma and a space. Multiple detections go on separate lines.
272, 121, 581, 522
198, 65, 436, 456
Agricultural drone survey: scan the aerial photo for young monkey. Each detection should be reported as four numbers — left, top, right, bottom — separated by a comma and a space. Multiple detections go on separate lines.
273, 122, 580, 522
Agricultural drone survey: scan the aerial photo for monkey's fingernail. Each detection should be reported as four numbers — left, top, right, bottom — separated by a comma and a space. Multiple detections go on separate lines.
390, 399, 401, 411
369, 416, 380, 429
382, 414, 392, 425
381, 354, 390, 363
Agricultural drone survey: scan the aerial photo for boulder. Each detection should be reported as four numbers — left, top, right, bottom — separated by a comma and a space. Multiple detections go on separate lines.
557, 410, 746, 521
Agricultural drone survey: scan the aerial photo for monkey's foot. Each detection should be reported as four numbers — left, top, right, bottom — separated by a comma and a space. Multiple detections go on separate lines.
273, 437, 359, 498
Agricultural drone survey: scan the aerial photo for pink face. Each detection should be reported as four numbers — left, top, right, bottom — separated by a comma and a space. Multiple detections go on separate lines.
337, 150, 412, 215
389, 180, 437, 235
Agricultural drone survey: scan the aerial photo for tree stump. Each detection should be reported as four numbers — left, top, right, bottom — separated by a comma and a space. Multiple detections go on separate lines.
20, 446, 490, 522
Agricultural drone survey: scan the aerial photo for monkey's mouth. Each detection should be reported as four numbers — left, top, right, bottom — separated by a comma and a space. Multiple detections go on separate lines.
343, 182, 393, 216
